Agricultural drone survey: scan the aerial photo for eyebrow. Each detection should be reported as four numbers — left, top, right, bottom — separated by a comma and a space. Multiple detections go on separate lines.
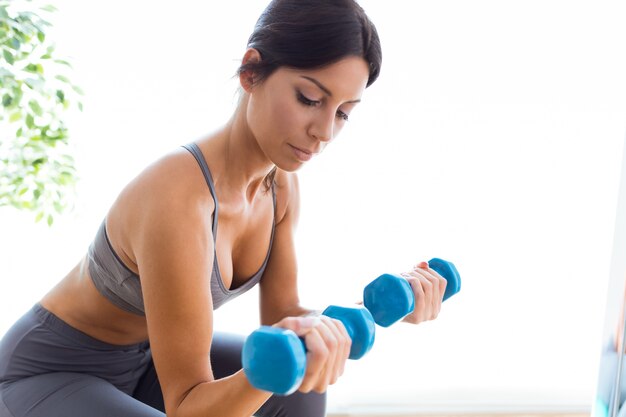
300, 76, 361, 104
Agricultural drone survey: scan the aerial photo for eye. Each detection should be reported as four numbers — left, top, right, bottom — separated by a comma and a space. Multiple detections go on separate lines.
336, 109, 349, 122
297, 91, 320, 107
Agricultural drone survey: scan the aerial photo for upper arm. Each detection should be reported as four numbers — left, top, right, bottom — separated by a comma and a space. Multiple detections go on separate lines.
258, 171, 307, 325
128, 154, 216, 413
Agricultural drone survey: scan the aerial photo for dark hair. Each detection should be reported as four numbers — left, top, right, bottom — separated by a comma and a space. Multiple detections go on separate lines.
237, 0, 382, 190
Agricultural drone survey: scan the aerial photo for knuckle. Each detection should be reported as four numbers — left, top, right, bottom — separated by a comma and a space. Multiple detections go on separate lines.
344, 336, 352, 350
304, 367, 317, 380
315, 345, 329, 361
313, 386, 326, 394
331, 317, 346, 331
327, 339, 338, 352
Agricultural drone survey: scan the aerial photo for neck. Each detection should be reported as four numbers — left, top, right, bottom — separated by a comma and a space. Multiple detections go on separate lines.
212, 94, 275, 203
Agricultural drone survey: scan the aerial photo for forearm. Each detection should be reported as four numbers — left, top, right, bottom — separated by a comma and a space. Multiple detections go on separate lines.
173, 369, 271, 417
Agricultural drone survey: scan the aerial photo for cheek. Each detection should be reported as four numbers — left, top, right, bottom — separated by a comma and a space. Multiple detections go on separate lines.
248, 91, 308, 149
271, 97, 306, 137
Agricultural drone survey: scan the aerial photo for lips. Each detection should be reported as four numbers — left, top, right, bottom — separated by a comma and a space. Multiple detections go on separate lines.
289, 144, 317, 162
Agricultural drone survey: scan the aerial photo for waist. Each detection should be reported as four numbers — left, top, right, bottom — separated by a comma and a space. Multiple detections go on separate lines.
40, 257, 149, 346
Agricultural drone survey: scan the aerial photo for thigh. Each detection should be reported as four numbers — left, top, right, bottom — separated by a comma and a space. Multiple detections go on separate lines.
255, 390, 327, 417
133, 359, 165, 411
0, 372, 164, 417
211, 332, 327, 417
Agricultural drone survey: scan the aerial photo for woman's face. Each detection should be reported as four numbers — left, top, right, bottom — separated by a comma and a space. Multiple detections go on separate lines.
245, 55, 370, 172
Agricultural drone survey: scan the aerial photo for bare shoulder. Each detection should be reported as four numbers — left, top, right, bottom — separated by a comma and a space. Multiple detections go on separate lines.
119, 146, 213, 214
273, 169, 300, 225
107, 146, 215, 262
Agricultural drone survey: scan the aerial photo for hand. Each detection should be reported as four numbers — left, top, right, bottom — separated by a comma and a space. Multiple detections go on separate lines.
272, 315, 351, 393
399, 261, 448, 325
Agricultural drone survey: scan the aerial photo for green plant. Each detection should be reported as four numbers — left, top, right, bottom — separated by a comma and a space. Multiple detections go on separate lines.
0, 0, 82, 226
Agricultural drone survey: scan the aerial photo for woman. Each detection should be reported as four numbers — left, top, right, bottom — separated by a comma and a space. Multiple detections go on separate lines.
0, 1, 447, 416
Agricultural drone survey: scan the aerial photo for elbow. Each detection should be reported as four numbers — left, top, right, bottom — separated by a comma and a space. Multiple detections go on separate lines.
163, 381, 206, 417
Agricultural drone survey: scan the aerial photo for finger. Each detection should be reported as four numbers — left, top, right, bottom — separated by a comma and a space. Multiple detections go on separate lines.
411, 267, 444, 316
321, 316, 351, 383
415, 263, 448, 302
406, 272, 439, 321
298, 326, 328, 393
334, 318, 351, 376
405, 276, 427, 322
310, 317, 340, 392
414, 261, 429, 269
419, 270, 441, 317
417, 274, 440, 319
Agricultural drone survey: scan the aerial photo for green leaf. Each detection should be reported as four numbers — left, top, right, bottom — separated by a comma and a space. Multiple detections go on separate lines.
71, 85, 84, 95
2, 93, 11, 107
41, 5, 58, 13
28, 100, 43, 116
55, 74, 70, 83
5, 20, 27, 35
33, 188, 41, 199
3, 49, 14, 65
47, 214, 53, 226
24, 63, 43, 74
9, 37, 21, 50
24, 77, 44, 91
9, 110, 21, 122
53, 59, 71, 68
37, 30, 44, 43
25, 113, 34, 128
35, 211, 44, 222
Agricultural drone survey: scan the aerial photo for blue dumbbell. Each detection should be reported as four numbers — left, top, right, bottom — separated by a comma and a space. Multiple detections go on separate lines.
242, 305, 375, 395
363, 258, 461, 327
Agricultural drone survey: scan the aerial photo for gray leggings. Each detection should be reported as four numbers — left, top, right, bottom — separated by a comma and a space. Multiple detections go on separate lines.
0, 304, 325, 417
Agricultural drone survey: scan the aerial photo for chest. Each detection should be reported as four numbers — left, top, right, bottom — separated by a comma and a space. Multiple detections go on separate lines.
212, 194, 275, 290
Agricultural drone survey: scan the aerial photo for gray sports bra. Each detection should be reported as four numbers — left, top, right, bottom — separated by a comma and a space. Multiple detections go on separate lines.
87, 143, 276, 315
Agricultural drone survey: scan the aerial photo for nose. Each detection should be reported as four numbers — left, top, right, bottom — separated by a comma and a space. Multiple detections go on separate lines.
308, 111, 335, 143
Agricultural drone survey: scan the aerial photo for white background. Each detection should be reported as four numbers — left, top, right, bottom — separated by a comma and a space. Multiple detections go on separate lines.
1, 0, 626, 414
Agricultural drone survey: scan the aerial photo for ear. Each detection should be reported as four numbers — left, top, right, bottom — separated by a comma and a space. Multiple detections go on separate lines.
239, 48, 262, 92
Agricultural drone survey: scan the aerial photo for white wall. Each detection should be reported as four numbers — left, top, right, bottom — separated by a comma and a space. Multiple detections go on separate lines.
1, 0, 626, 413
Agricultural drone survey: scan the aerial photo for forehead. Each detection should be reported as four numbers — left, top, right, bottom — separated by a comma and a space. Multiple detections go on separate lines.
274, 56, 370, 100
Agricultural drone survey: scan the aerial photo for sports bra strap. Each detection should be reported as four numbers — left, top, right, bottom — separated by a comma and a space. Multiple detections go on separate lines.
182, 143, 219, 239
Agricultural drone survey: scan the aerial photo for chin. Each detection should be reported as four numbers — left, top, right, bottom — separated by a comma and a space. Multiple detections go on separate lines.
275, 161, 305, 173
